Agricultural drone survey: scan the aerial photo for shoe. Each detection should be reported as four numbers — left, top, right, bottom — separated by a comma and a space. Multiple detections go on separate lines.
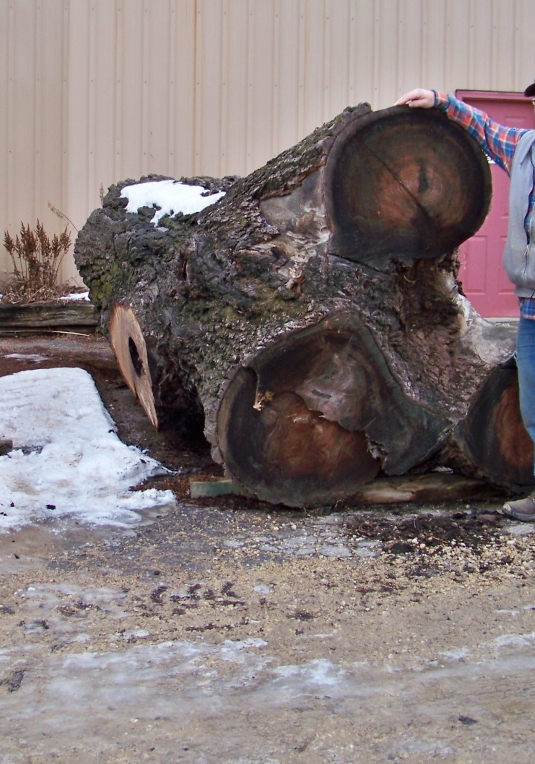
502, 493, 535, 522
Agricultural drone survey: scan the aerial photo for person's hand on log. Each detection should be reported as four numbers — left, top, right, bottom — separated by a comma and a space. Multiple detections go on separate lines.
395, 89, 435, 109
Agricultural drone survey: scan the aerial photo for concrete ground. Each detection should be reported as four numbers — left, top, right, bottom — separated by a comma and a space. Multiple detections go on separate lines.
1, 333, 535, 764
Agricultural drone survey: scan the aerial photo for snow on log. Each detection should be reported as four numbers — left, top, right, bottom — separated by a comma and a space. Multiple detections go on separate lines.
75, 103, 533, 507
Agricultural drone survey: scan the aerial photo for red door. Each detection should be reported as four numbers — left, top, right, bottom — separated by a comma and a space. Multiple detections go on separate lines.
456, 91, 535, 318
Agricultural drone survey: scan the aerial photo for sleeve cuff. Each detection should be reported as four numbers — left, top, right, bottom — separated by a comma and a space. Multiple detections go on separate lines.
433, 91, 450, 110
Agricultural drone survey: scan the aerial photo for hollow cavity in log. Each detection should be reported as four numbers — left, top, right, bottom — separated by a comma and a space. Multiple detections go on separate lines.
217, 311, 449, 506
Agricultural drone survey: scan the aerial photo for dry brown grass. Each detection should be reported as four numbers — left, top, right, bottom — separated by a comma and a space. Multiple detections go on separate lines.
2, 221, 72, 304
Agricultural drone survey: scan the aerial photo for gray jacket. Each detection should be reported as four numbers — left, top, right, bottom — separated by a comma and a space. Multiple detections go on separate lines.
502, 130, 535, 297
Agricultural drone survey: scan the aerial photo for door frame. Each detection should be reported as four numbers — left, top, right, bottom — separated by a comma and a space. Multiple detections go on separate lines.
456, 90, 528, 104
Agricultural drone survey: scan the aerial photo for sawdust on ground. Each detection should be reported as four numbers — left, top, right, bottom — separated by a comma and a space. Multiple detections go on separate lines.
1, 334, 535, 764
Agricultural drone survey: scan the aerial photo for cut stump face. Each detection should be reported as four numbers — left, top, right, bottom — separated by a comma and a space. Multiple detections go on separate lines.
217, 312, 448, 506
324, 106, 492, 268
455, 367, 535, 489
109, 304, 159, 429
217, 368, 380, 507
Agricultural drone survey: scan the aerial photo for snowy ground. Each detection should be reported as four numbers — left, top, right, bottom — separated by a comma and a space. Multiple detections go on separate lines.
0, 367, 175, 532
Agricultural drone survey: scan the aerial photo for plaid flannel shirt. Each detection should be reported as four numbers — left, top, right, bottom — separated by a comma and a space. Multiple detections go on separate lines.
435, 92, 535, 318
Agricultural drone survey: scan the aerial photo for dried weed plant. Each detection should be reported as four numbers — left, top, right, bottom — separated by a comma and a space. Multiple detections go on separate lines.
2, 221, 72, 304
47, 202, 78, 232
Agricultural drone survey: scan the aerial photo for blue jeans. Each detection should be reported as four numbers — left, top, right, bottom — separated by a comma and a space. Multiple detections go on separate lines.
516, 315, 535, 472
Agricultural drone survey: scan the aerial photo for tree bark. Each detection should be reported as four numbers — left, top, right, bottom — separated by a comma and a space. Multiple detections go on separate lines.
75, 102, 532, 507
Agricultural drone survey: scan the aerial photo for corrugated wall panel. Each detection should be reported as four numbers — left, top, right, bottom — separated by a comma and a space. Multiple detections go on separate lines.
195, 0, 223, 175
37, 2, 67, 224
8, 1, 37, 230
398, 0, 423, 92
350, 0, 375, 107
420, 0, 445, 86
3, 0, 535, 282
146, 2, 175, 175
324, 0, 351, 122
374, 0, 397, 102
92, 2, 118, 197
302, 0, 326, 135
65, 0, 92, 220
169, 0, 196, 179
273, 0, 302, 159
247, 0, 277, 171
443, 1, 470, 88
514, 0, 535, 88
467, 1, 489, 87
0, 0, 67, 280
118, 1, 145, 180
491, 0, 514, 90
63, 1, 115, 281
218, 1, 247, 175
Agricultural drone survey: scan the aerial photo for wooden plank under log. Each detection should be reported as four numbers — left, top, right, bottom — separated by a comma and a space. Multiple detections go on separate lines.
0, 302, 98, 333
74, 102, 531, 507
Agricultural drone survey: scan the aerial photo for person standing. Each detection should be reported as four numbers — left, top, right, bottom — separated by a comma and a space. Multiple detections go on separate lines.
395, 83, 535, 521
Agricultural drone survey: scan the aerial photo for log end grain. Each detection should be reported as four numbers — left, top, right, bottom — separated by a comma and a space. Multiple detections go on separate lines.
324, 106, 491, 268
109, 304, 159, 429
455, 365, 535, 489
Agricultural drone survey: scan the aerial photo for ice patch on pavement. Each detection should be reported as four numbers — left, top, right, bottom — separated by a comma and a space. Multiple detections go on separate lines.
0, 367, 175, 532
492, 632, 535, 649
3, 632, 535, 759
225, 514, 376, 560
273, 658, 345, 687
4, 353, 49, 363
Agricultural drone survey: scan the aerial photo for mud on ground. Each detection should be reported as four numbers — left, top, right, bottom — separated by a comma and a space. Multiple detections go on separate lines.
1, 333, 535, 764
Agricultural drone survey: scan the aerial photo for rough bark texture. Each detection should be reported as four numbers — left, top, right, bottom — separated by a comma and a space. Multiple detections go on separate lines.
75, 102, 532, 507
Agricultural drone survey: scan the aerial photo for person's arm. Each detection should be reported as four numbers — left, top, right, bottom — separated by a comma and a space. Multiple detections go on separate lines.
396, 88, 526, 174
433, 92, 526, 173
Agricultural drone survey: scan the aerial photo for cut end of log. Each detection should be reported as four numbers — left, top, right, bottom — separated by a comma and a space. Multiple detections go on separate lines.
217, 311, 448, 507
218, 367, 380, 507
324, 106, 491, 268
455, 366, 535, 489
109, 303, 159, 429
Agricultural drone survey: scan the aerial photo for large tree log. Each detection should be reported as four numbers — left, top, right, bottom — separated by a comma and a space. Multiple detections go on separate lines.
75, 103, 532, 507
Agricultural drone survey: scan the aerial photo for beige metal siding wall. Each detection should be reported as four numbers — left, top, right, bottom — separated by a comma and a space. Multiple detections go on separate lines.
1, 0, 68, 278
2, 0, 535, 283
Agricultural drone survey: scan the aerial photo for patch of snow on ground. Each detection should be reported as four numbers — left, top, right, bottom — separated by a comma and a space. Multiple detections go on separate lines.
4, 353, 48, 363
121, 180, 225, 226
59, 291, 90, 301
0, 367, 175, 532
